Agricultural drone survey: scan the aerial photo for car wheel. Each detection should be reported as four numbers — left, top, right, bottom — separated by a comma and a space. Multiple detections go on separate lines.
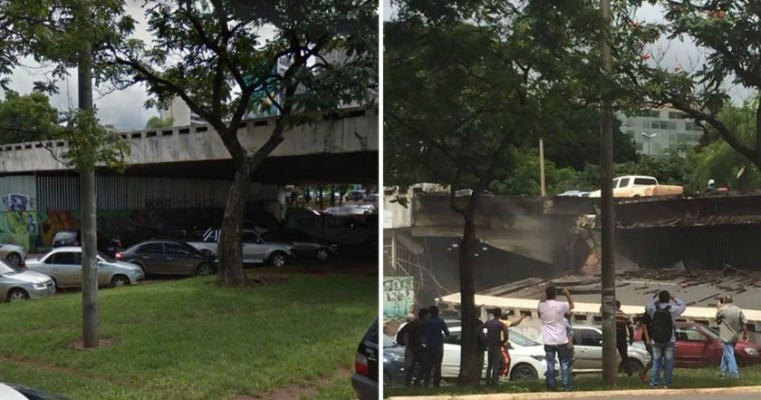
110, 274, 130, 288
268, 251, 287, 268
509, 363, 538, 381
196, 263, 214, 276
383, 372, 391, 387
620, 359, 644, 375
6, 252, 22, 266
7, 288, 29, 302
316, 248, 330, 261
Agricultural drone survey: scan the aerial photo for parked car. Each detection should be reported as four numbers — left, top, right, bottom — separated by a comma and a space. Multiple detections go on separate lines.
260, 229, 338, 261
0, 382, 72, 399
383, 334, 407, 387
352, 319, 379, 400
0, 259, 55, 302
283, 213, 377, 249
345, 191, 366, 202
588, 175, 683, 198
51, 230, 122, 257
185, 228, 296, 267
673, 321, 761, 368
442, 325, 553, 381
571, 324, 651, 374
0, 243, 26, 266
25, 247, 144, 289
115, 240, 216, 276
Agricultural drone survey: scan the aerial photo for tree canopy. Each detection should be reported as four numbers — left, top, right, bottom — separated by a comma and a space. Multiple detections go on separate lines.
0, 90, 60, 144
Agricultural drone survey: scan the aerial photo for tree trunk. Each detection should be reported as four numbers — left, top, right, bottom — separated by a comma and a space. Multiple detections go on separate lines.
217, 162, 254, 285
457, 196, 481, 386
78, 38, 98, 349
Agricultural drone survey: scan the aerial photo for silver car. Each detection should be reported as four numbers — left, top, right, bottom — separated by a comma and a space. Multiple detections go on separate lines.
0, 259, 55, 302
25, 247, 144, 289
571, 324, 651, 374
0, 243, 26, 266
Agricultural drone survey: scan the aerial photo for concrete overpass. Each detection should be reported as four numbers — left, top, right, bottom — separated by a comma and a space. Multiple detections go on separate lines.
0, 108, 378, 184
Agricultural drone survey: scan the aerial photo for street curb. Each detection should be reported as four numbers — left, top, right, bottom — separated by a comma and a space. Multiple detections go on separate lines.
385, 385, 761, 399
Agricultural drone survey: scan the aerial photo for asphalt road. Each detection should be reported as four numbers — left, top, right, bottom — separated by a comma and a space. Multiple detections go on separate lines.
572, 393, 761, 400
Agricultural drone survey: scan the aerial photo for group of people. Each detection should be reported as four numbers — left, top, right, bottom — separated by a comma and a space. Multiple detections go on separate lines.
395, 286, 749, 391
396, 305, 450, 387
537, 286, 748, 391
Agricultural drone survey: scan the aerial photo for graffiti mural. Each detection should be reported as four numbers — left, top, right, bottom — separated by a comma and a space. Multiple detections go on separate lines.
1, 193, 33, 212
383, 276, 415, 319
0, 193, 39, 249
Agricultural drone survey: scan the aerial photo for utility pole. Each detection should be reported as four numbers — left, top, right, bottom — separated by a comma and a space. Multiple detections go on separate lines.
539, 138, 546, 197
599, 0, 617, 385
79, 26, 99, 348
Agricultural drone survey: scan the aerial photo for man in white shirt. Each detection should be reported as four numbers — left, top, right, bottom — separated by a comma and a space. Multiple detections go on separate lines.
538, 285, 574, 391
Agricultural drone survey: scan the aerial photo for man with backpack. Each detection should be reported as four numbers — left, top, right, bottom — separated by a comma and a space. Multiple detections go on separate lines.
716, 295, 748, 380
645, 290, 687, 389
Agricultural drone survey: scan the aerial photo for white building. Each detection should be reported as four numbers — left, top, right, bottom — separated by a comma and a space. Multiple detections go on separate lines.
158, 97, 205, 127
617, 106, 704, 155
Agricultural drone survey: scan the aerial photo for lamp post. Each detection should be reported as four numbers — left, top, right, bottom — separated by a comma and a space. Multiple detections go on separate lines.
641, 132, 657, 155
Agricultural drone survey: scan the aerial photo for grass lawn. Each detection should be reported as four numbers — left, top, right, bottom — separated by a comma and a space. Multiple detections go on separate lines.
385, 365, 761, 397
0, 268, 377, 400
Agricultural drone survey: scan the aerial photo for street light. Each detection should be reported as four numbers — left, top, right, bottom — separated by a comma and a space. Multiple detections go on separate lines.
641, 132, 657, 155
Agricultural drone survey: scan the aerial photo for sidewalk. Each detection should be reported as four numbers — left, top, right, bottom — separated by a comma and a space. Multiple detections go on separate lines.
386, 385, 761, 400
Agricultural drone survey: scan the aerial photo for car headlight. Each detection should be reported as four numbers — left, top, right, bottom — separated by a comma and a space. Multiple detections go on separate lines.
33, 282, 47, 289
744, 347, 759, 356
531, 355, 545, 362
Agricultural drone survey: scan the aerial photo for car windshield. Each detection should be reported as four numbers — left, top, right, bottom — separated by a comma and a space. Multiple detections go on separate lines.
510, 330, 540, 346
0, 259, 21, 274
97, 252, 115, 263
700, 324, 721, 340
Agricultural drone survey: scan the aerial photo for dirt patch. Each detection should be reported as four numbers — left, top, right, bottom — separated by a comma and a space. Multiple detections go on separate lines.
67, 336, 123, 351
233, 367, 353, 400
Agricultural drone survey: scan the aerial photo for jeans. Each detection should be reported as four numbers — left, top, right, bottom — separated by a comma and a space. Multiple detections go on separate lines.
405, 347, 425, 387
423, 344, 444, 387
486, 344, 502, 384
650, 342, 675, 387
544, 344, 571, 390
720, 341, 739, 379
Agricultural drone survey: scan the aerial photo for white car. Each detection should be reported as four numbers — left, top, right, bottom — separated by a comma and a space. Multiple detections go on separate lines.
0, 243, 26, 266
25, 247, 144, 289
0, 259, 55, 301
442, 325, 554, 381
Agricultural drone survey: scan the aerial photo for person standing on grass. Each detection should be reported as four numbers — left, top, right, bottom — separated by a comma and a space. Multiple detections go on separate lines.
538, 285, 574, 391
423, 305, 449, 387
615, 300, 635, 376
646, 290, 686, 389
637, 308, 654, 384
499, 311, 526, 378
398, 312, 425, 387
564, 312, 575, 374
413, 307, 431, 386
716, 295, 748, 380
484, 308, 509, 385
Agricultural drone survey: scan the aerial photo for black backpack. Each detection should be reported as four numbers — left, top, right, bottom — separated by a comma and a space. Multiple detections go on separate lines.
650, 304, 673, 343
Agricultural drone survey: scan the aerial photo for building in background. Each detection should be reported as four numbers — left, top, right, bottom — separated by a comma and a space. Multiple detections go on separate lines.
159, 97, 205, 127
617, 106, 704, 155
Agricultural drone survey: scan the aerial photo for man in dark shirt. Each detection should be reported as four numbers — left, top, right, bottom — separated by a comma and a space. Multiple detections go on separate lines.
483, 308, 510, 385
423, 305, 449, 387
400, 310, 426, 387
615, 300, 635, 376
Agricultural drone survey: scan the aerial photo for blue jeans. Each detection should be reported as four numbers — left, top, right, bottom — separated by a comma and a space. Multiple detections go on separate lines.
544, 344, 571, 390
650, 342, 675, 387
720, 341, 739, 378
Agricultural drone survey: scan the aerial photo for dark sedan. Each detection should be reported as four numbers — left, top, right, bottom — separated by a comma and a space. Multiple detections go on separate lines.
115, 240, 216, 277
260, 229, 338, 261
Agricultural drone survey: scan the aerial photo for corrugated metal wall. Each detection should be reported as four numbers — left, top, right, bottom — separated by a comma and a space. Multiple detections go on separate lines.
34, 176, 233, 211
0, 175, 37, 209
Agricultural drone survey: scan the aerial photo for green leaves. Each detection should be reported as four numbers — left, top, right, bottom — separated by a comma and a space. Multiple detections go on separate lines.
58, 108, 130, 172
0, 90, 60, 144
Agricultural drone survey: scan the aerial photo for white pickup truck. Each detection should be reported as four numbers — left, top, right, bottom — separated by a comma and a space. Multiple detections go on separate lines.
588, 175, 683, 198
185, 228, 296, 267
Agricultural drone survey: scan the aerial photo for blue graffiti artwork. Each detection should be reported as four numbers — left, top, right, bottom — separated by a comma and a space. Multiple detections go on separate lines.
1, 194, 31, 212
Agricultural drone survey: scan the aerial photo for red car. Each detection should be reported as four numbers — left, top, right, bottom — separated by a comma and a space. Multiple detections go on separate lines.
635, 321, 761, 368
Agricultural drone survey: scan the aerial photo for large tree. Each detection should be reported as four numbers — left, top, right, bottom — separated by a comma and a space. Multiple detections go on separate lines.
0, 90, 60, 144
104, 0, 377, 285
628, 0, 761, 171
386, 0, 605, 385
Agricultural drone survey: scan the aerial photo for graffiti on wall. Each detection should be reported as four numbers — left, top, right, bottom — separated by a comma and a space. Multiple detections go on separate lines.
383, 276, 415, 319
0, 193, 40, 249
